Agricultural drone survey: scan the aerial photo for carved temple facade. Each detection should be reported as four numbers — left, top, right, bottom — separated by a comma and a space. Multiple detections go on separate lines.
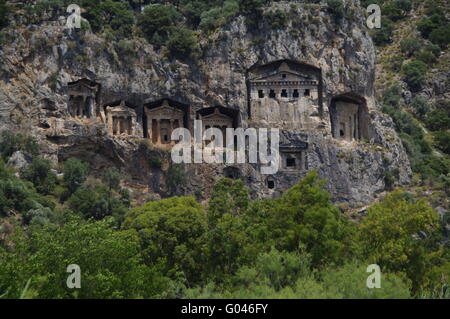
67, 79, 100, 119
144, 99, 189, 145
248, 60, 322, 130
64, 68, 371, 186
104, 100, 138, 137
330, 93, 370, 142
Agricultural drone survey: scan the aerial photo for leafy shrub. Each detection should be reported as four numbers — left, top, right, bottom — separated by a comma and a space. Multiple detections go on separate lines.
327, 0, 344, 22
149, 155, 162, 169
416, 49, 437, 65
429, 24, 450, 49
102, 167, 122, 191
138, 4, 181, 46
265, 9, 288, 29
425, 109, 450, 131
411, 96, 429, 119
199, 7, 225, 30
400, 38, 421, 57
239, 0, 265, 15
417, 13, 447, 39
0, 169, 53, 217
383, 3, 403, 21
78, 0, 134, 38
321, 262, 411, 299
425, 43, 441, 57
402, 60, 427, 91
166, 27, 198, 59
382, 84, 402, 107
198, 0, 239, 31
0, 0, 8, 29
165, 163, 186, 195
372, 18, 394, 45
67, 183, 128, 223
23, 206, 54, 226
394, 0, 412, 12
433, 131, 450, 155
63, 158, 89, 195
21, 158, 56, 195
100, 0, 135, 38
0, 131, 39, 159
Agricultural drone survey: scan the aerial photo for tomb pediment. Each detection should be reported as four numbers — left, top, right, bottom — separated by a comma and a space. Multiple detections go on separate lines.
147, 105, 184, 117
108, 105, 135, 114
68, 79, 100, 95
202, 113, 232, 121
253, 71, 312, 83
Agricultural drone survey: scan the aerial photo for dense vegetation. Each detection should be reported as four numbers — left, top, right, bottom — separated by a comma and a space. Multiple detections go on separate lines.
363, 0, 450, 189
0, 133, 448, 298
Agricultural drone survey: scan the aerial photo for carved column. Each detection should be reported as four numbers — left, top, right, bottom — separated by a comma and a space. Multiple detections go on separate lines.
81, 96, 87, 118
107, 110, 113, 135
156, 119, 161, 145
87, 96, 95, 118
120, 117, 125, 135
147, 111, 152, 141
130, 116, 134, 136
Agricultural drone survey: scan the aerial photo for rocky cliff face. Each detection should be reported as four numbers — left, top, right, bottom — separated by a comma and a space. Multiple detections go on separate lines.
0, 1, 412, 207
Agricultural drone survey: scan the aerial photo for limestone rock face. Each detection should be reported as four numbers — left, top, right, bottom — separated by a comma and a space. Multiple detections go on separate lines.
0, 1, 412, 207
7, 151, 33, 171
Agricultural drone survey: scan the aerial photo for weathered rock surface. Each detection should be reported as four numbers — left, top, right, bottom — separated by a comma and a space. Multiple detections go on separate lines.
0, 1, 412, 207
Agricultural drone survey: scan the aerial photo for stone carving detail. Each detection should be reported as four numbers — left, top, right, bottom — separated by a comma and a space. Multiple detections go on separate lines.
67, 79, 100, 119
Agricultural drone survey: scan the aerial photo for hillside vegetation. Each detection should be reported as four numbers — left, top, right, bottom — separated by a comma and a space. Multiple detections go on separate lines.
0, 0, 449, 299
0, 132, 448, 298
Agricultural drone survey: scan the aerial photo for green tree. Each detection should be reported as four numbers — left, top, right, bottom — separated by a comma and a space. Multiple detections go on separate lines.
122, 196, 207, 283
400, 38, 421, 57
239, 0, 265, 15
207, 178, 249, 225
102, 167, 122, 191
411, 96, 429, 120
372, 18, 394, 45
433, 131, 450, 155
138, 4, 181, 45
67, 183, 128, 223
417, 13, 447, 39
402, 60, 427, 91
0, 0, 8, 29
99, 0, 135, 38
63, 158, 89, 195
266, 170, 353, 266
205, 178, 250, 280
429, 24, 450, 49
382, 84, 402, 107
0, 131, 39, 159
327, 0, 344, 22
21, 158, 56, 195
166, 27, 198, 59
0, 216, 166, 298
358, 190, 442, 294
425, 109, 450, 132
321, 262, 411, 299
165, 163, 186, 195
0, 172, 53, 217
